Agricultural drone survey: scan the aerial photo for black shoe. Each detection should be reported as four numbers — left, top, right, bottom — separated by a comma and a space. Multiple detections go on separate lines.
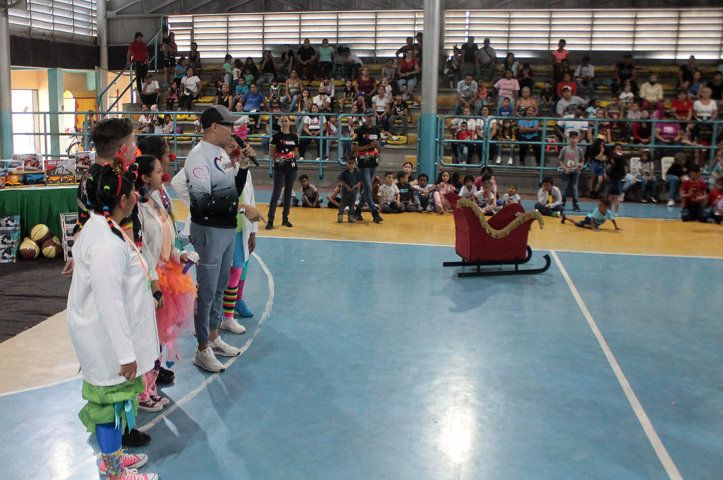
156, 366, 175, 385
282, 220, 293, 227
561, 214, 566, 224
373, 214, 383, 223
354, 210, 364, 221
265, 221, 274, 230
122, 428, 151, 448
573, 206, 581, 212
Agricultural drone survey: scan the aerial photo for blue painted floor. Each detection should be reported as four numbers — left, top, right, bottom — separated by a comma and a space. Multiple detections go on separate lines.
1, 239, 721, 479
252, 186, 683, 220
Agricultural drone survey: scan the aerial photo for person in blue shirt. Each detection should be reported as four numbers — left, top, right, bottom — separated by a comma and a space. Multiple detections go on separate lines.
517, 106, 541, 166
562, 198, 621, 231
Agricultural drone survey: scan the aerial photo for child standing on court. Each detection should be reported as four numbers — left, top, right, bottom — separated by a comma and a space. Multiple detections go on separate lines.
338, 157, 362, 223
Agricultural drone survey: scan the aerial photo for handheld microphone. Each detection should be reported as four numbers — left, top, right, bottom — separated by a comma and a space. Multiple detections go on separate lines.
233, 135, 259, 166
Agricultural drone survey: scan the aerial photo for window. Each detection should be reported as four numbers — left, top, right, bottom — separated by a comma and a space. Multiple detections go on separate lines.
9, 0, 97, 40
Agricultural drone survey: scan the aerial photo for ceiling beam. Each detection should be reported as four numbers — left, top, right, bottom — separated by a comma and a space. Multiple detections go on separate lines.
187, 0, 219, 12
109, 0, 143, 16
147, 0, 178, 14
225, 0, 254, 12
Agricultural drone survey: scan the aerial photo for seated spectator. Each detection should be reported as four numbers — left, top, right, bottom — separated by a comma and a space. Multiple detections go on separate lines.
336, 45, 362, 81
188, 41, 201, 71
283, 70, 302, 112
518, 63, 535, 93
574, 55, 595, 100
299, 103, 324, 159
243, 84, 264, 112
357, 67, 377, 106
494, 69, 520, 111
556, 107, 590, 143
709, 149, 723, 188
618, 82, 635, 110
627, 102, 642, 120
535, 176, 564, 217
299, 175, 322, 208
605, 96, 622, 118
474, 83, 489, 113
316, 39, 334, 79
474, 166, 498, 196
708, 177, 723, 224
608, 110, 627, 144
562, 198, 620, 231
397, 50, 421, 95
655, 111, 683, 146
453, 121, 475, 164
379, 172, 402, 213
241, 57, 258, 86
639, 74, 664, 112
319, 76, 336, 97
503, 52, 519, 77
477, 180, 498, 215
622, 150, 658, 203
456, 73, 478, 114
389, 93, 409, 136
670, 89, 693, 121
678, 55, 696, 90
265, 78, 282, 109
497, 97, 514, 118
216, 83, 233, 110
458, 174, 479, 200
312, 90, 332, 112
137, 105, 154, 134
539, 82, 555, 116
502, 184, 521, 205
258, 50, 276, 90
612, 53, 636, 96
296, 38, 317, 80
496, 117, 516, 165
178, 67, 202, 111
517, 106, 542, 166
556, 86, 587, 117
416, 174, 433, 211
371, 90, 390, 131
632, 109, 653, 145
234, 76, 249, 99
342, 80, 358, 110
397, 172, 420, 212
433, 170, 456, 214
515, 86, 538, 117
693, 87, 718, 122
377, 77, 392, 101
326, 182, 342, 210
382, 59, 398, 88
166, 79, 179, 110
556, 71, 577, 98
297, 89, 313, 113
706, 71, 722, 104
400, 83, 417, 107
680, 164, 709, 222
139, 72, 159, 107
174, 56, 187, 82
665, 153, 687, 206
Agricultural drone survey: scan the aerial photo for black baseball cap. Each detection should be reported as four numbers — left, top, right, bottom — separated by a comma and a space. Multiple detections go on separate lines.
200, 105, 236, 129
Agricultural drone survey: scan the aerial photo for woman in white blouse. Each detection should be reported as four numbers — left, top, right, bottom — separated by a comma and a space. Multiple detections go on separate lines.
178, 66, 202, 111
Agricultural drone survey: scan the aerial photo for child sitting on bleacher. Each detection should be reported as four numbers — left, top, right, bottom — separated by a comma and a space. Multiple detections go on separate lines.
166, 80, 179, 111
235, 77, 249, 98
539, 82, 554, 116
622, 150, 658, 203
496, 118, 516, 165
299, 175, 322, 208
342, 80, 357, 109
618, 82, 634, 110
562, 198, 621, 231
453, 121, 475, 164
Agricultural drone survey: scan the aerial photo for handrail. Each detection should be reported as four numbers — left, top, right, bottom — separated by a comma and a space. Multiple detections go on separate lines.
438, 114, 721, 181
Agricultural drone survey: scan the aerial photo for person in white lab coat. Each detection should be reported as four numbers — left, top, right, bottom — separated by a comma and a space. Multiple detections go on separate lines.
67, 162, 159, 480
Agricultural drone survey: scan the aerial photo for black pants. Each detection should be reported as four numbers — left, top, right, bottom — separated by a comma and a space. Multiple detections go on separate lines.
140, 93, 159, 107
179, 93, 195, 111
518, 138, 541, 165
134, 62, 148, 94
268, 168, 298, 223
299, 137, 321, 158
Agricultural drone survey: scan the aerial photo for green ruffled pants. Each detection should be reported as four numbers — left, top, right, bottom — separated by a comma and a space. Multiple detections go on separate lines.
78, 377, 144, 433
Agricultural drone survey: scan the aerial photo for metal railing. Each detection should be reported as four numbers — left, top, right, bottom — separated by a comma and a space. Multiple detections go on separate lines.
438, 115, 721, 182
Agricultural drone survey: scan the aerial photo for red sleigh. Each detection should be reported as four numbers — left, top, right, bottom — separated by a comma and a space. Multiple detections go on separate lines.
443, 193, 551, 277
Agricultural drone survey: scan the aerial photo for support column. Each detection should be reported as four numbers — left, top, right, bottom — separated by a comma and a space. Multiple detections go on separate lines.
0, 8, 13, 159
48, 68, 64, 157
418, 0, 441, 180
97, 0, 108, 111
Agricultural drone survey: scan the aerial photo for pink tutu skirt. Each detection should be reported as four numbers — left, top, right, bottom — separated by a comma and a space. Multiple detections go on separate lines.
156, 261, 196, 362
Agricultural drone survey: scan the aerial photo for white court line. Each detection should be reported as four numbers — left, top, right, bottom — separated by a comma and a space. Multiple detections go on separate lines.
551, 251, 683, 480
138, 251, 275, 432
261, 234, 723, 260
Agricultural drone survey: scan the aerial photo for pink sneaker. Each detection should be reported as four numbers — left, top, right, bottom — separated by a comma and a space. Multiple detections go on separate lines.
99, 452, 148, 475
116, 469, 159, 480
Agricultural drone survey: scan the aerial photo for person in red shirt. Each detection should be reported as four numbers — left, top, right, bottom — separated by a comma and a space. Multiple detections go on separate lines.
453, 121, 475, 164
708, 177, 723, 224
127, 32, 149, 94
670, 89, 693, 122
556, 71, 577, 98
397, 50, 421, 96
632, 109, 652, 144
680, 164, 708, 222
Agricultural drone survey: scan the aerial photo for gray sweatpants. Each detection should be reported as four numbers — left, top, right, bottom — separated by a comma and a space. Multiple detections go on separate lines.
190, 222, 236, 346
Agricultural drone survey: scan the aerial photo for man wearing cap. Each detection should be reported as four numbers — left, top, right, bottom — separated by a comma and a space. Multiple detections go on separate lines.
184, 105, 264, 373
556, 86, 587, 117
353, 110, 384, 223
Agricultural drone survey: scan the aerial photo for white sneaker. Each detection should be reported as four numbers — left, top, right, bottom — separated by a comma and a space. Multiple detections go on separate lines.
495, 156, 502, 164
220, 317, 247, 334
507, 157, 513, 165
211, 336, 241, 357
118, 470, 158, 480
667, 199, 675, 207
193, 347, 226, 373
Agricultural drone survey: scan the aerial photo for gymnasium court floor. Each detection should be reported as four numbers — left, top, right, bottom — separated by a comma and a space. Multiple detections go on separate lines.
0, 186, 721, 480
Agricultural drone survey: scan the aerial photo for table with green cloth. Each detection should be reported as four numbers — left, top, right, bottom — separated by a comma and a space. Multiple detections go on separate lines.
0, 186, 77, 238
